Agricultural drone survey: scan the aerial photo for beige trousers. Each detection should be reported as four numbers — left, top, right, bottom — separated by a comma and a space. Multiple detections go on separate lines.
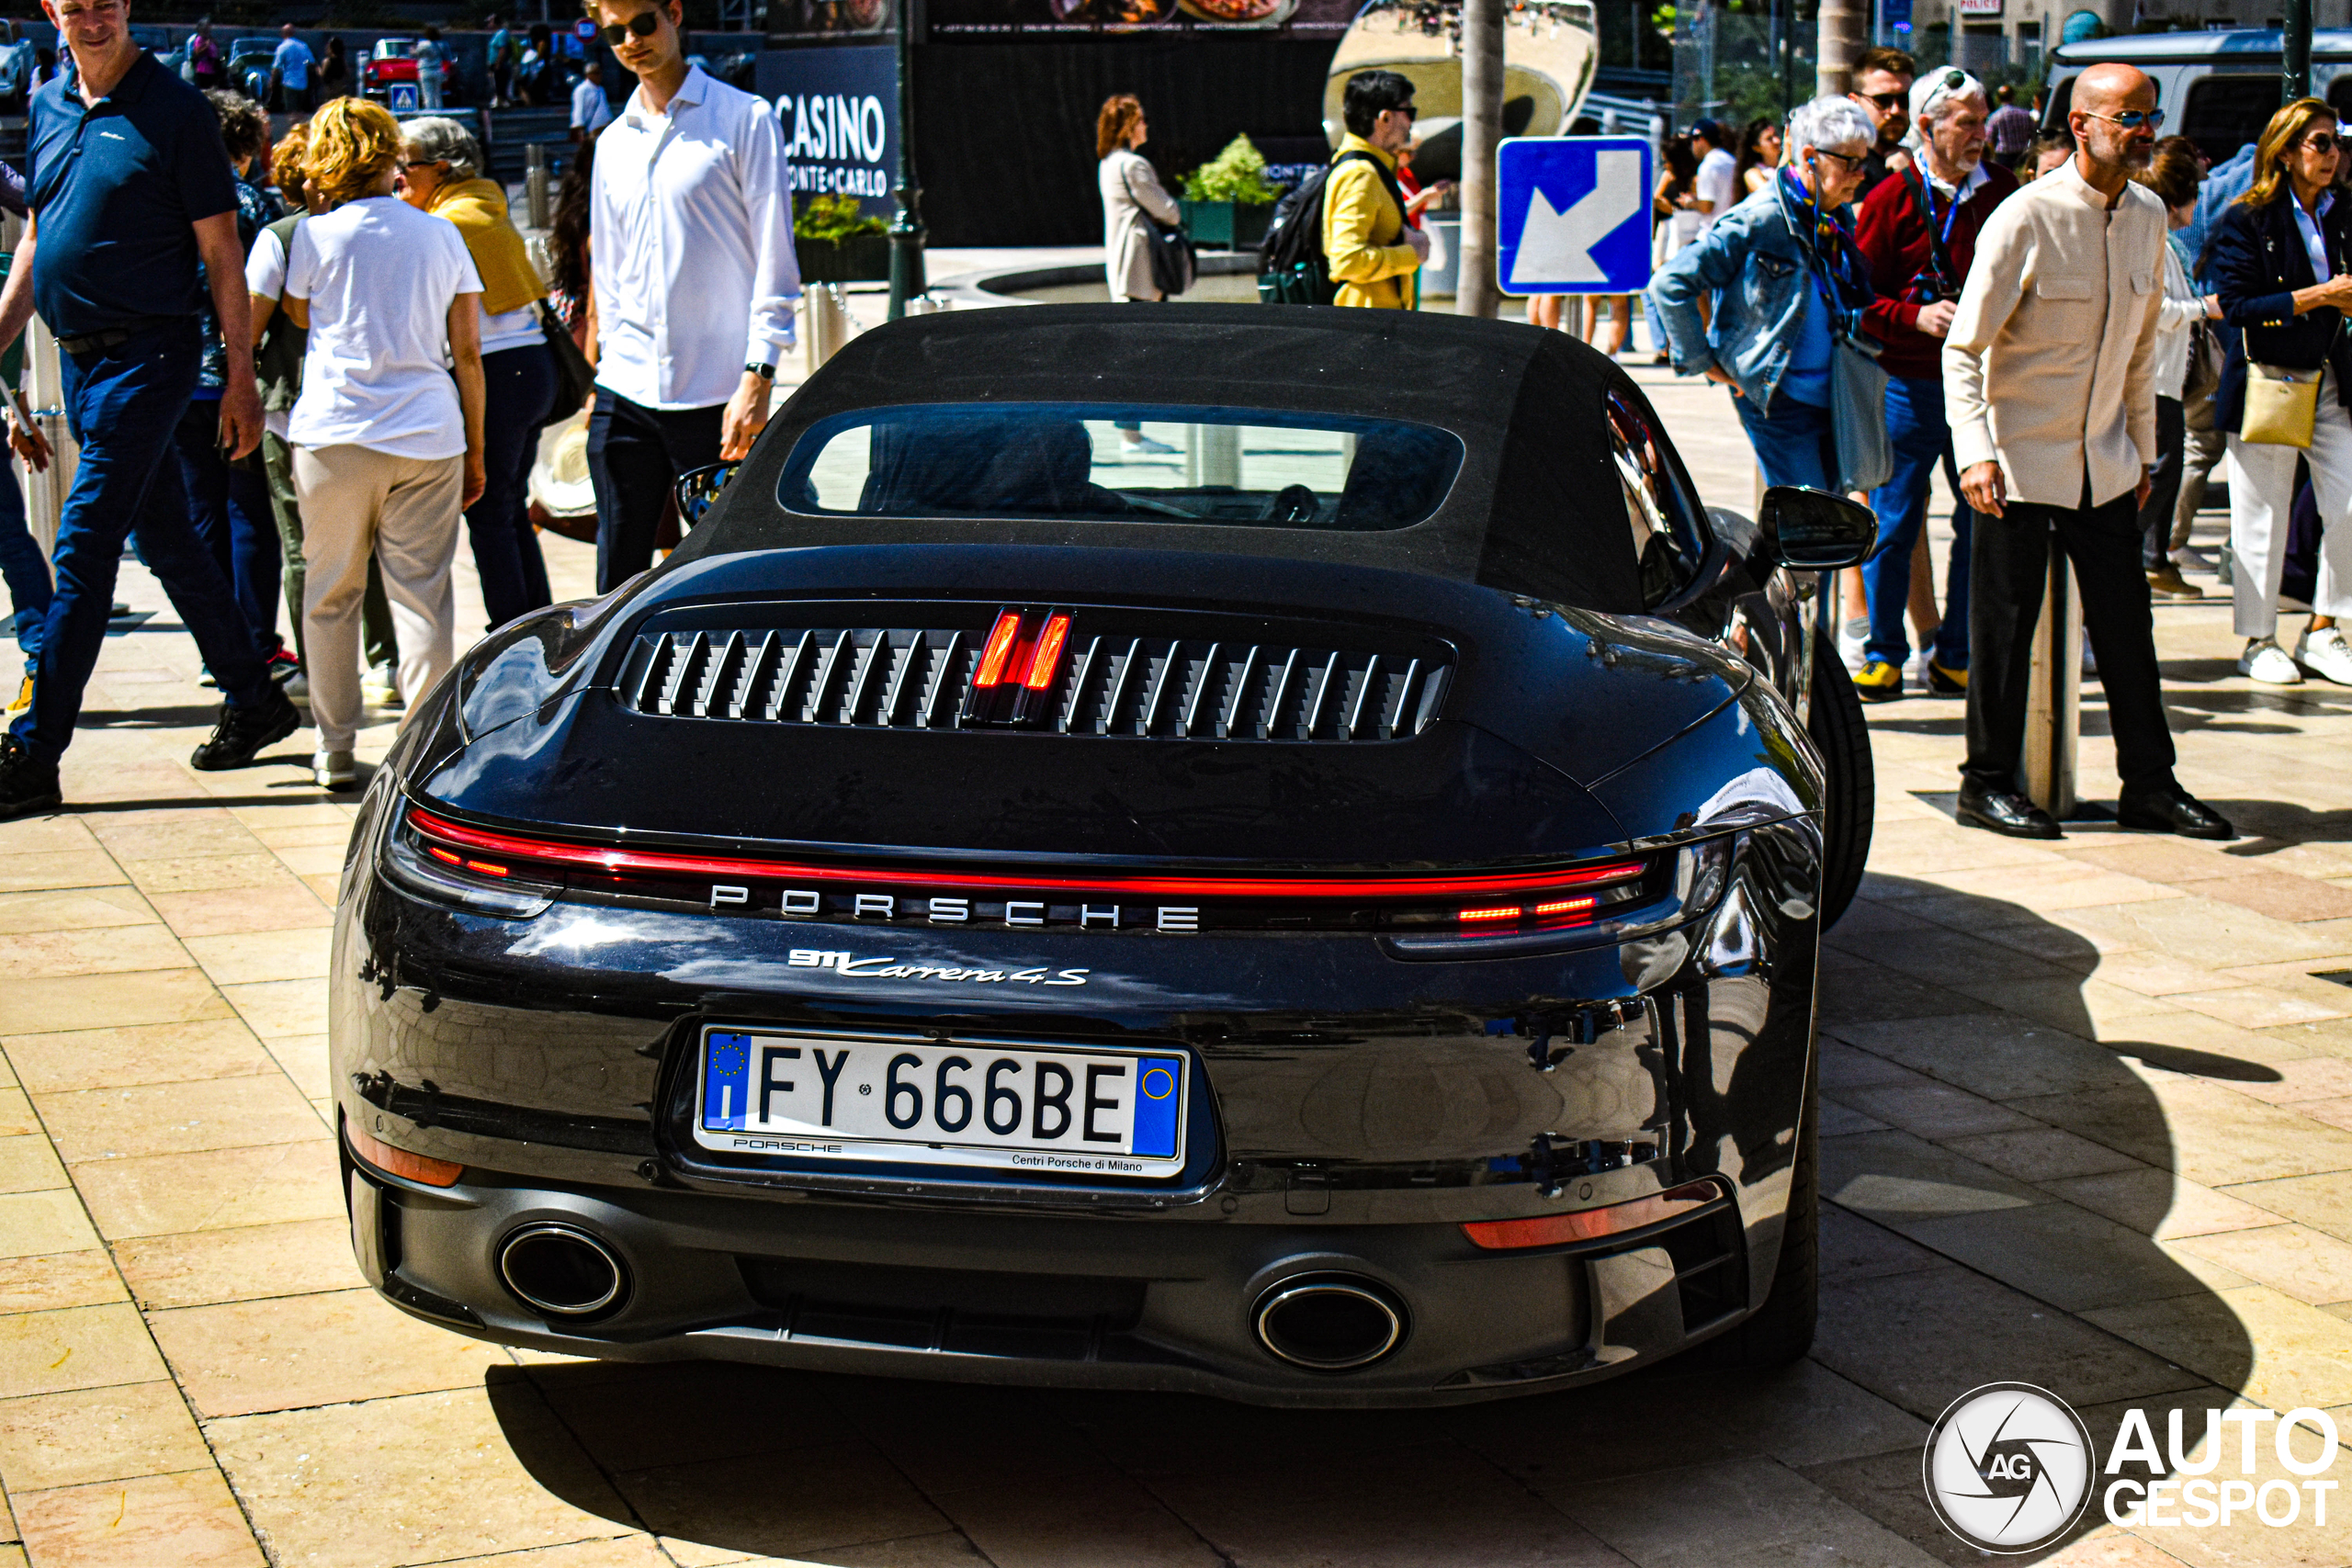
292, 444, 464, 753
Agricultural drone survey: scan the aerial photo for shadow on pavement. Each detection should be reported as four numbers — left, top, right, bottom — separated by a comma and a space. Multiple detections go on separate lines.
483, 874, 2256, 1566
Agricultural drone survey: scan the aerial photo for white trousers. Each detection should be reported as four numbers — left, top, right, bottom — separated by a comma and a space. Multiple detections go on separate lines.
2225, 372, 2352, 637
292, 444, 463, 754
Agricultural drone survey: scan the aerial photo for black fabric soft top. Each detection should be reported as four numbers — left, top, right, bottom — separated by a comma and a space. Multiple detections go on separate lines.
675, 303, 1645, 615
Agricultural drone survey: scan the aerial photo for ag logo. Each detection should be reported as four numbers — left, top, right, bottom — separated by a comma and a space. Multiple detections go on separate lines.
1923, 1382, 2095, 1553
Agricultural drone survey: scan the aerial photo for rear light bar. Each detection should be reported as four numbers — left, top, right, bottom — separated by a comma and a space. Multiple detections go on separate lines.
346, 1121, 464, 1188
405, 808, 1645, 903
1460, 1179, 1724, 1250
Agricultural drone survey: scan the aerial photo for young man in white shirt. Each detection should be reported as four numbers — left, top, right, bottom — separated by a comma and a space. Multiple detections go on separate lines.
585, 0, 797, 592
1689, 119, 1736, 227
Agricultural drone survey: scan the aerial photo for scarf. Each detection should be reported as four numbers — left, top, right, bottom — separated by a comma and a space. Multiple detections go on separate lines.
1776, 168, 1873, 335
427, 178, 547, 319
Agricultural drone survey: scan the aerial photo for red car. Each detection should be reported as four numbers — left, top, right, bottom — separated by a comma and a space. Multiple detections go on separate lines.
363, 38, 455, 104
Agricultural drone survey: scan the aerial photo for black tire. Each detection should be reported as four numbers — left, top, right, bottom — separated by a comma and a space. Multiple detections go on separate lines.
1809, 650, 1873, 931
1690, 1080, 1818, 1370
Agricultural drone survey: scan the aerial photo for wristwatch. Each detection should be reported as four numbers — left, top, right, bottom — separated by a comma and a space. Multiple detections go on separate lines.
745, 362, 775, 380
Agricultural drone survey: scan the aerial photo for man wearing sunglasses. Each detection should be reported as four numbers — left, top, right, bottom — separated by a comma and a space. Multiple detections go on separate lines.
1847, 45, 1916, 200
1942, 61, 2231, 842
584, 0, 799, 592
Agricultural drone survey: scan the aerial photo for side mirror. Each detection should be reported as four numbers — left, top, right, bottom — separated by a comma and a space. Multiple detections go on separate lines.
1758, 485, 1877, 572
674, 462, 741, 531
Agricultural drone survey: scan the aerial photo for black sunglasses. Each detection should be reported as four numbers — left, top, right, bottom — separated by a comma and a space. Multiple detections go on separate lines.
597, 11, 662, 45
2305, 131, 2341, 152
1866, 91, 1906, 110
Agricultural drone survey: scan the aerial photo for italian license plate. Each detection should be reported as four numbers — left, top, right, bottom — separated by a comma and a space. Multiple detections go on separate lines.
694, 1028, 1189, 1179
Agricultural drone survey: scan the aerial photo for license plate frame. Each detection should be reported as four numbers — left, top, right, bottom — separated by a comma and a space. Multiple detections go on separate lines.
692, 1026, 1190, 1180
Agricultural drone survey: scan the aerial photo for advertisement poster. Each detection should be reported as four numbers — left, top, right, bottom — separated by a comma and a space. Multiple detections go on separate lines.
926, 0, 1359, 39
756, 44, 899, 215
766, 0, 893, 39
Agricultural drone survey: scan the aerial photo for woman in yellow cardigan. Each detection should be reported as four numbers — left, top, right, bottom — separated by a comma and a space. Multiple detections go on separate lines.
1323, 71, 1429, 309
397, 117, 559, 629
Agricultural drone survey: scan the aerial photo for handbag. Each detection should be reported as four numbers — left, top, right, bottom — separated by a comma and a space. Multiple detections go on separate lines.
1123, 159, 1195, 299
2242, 360, 2322, 447
1829, 336, 1894, 493
539, 303, 596, 422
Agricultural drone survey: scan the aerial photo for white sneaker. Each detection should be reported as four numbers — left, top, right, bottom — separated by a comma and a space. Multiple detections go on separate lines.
313, 750, 356, 790
2294, 626, 2352, 685
361, 663, 402, 709
1837, 617, 1868, 675
2240, 637, 2305, 684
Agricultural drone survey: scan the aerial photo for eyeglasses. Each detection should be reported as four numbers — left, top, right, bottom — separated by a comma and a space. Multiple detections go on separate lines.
1384, 103, 1418, 121
2303, 132, 2341, 153
1866, 91, 1907, 111
597, 11, 662, 45
2083, 108, 2165, 130
1812, 148, 1867, 170
401, 160, 443, 172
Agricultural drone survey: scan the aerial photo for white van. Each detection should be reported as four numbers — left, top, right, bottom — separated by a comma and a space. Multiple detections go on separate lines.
2044, 29, 2352, 161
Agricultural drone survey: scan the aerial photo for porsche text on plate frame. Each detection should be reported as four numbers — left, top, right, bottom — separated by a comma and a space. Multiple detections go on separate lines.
330, 304, 1877, 1405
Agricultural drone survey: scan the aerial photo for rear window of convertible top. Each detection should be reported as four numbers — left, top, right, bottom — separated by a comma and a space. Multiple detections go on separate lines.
775, 403, 1465, 531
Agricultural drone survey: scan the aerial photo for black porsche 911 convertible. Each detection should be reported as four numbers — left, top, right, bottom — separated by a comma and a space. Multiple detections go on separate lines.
331, 304, 1877, 1405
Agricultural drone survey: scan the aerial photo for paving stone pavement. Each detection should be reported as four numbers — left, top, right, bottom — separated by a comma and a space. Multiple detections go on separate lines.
0, 350, 2349, 1567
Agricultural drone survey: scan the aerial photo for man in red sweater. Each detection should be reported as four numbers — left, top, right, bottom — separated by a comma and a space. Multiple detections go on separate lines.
1850, 67, 2018, 701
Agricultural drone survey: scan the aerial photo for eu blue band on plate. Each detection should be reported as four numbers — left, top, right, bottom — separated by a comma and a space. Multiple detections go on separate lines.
1130, 1055, 1182, 1158
704, 1032, 752, 1131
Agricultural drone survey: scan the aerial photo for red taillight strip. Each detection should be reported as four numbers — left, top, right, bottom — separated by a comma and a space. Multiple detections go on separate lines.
1023, 613, 1071, 691
1461, 1180, 1723, 1251
406, 809, 1645, 901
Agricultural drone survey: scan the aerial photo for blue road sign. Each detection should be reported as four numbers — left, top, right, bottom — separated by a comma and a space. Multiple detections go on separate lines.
1497, 136, 1656, 296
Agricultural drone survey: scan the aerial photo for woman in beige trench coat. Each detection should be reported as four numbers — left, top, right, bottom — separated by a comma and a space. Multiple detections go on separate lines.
1097, 94, 1179, 303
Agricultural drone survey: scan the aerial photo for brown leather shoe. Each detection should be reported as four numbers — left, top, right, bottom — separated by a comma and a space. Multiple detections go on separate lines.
2147, 564, 2203, 602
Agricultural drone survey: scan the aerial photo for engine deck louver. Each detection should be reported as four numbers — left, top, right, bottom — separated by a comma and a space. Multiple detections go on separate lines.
611, 626, 1450, 742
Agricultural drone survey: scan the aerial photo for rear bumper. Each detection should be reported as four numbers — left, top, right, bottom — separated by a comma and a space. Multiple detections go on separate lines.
345, 1143, 1774, 1407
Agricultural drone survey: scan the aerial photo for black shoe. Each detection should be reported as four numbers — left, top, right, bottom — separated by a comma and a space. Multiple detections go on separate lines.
189, 689, 301, 771
2117, 787, 2234, 840
1957, 783, 2064, 839
0, 735, 60, 818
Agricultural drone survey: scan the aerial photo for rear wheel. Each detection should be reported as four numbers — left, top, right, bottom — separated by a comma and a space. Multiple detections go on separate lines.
1809, 649, 1873, 930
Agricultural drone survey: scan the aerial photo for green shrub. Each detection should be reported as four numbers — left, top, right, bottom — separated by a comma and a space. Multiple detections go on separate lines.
1182, 134, 1283, 205
795, 193, 887, 245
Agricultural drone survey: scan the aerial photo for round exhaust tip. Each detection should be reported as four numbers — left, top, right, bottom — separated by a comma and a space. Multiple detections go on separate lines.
1253, 1273, 1406, 1370
498, 1224, 626, 1317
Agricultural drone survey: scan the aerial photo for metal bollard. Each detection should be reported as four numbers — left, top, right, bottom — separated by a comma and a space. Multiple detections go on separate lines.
525, 142, 551, 231
799, 284, 853, 371
2019, 540, 2082, 820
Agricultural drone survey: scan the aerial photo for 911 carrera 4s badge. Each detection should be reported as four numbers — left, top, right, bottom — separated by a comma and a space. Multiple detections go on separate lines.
787, 950, 1090, 986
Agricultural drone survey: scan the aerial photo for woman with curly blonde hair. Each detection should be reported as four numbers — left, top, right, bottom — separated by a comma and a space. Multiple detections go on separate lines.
278, 96, 485, 788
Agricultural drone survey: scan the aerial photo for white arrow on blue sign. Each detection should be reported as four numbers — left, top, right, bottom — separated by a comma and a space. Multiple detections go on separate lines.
1497, 136, 1656, 296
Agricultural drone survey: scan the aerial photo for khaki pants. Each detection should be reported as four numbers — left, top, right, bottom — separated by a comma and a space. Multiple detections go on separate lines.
292, 444, 463, 753
263, 430, 395, 671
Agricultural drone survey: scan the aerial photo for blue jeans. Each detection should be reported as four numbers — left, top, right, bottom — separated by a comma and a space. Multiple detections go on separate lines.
9, 321, 271, 763
1734, 389, 1838, 491
0, 450, 47, 670
173, 395, 282, 657
1861, 375, 1972, 671
467, 342, 558, 631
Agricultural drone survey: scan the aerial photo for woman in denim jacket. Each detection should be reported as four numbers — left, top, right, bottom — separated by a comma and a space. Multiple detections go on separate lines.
1647, 96, 1881, 491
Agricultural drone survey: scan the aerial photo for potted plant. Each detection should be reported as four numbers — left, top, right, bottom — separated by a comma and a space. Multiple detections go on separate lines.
795, 193, 891, 284
1178, 134, 1283, 252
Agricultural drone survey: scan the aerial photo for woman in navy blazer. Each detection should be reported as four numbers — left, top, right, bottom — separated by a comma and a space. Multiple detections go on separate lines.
2207, 96, 2352, 685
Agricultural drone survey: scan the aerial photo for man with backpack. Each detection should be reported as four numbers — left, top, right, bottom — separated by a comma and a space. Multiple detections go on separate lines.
1323, 71, 1427, 308
1849, 68, 2013, 703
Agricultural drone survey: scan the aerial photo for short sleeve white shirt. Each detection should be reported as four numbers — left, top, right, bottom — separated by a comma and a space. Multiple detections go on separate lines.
245, 223, 288, 299
285, 196, 483, 460
1694, 147, 1737, 227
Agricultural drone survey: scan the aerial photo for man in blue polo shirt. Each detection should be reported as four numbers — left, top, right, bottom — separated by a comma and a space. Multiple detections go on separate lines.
0, 0, 299, 817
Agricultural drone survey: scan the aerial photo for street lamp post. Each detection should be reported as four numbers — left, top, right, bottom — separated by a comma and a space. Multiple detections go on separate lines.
2285, 0, 2312, 101
886, 0, 927, 320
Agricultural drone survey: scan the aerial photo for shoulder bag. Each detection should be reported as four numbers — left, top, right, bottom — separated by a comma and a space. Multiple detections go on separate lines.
2242, 204, 2343, 447
1781, 175, 1892, 493
1123, 158, 1195, 299
539, 303, 596, 421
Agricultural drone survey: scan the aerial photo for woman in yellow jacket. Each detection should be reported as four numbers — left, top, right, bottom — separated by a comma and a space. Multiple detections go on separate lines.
396, 116, 560, 629
1324, 71, 1430, 309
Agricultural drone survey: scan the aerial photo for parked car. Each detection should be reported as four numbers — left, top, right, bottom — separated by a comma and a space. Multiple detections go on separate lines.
364, 36, 461, 107
228, 36, 277, 103
2044, 28, 2352, 163
331, 304, 1877, 1405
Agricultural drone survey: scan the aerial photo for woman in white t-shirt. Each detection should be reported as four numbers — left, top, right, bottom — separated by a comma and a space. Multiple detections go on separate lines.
280, 97, 485, 790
